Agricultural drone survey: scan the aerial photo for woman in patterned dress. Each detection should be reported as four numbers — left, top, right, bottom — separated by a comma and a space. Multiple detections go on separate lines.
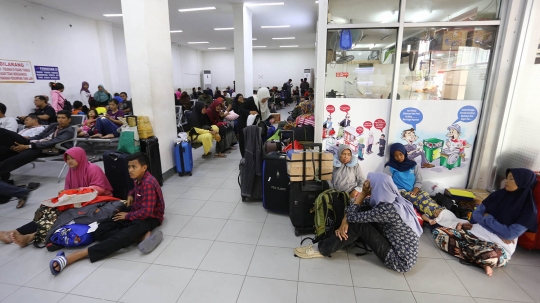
433, 168, 537, 276
294, 172, 422, 273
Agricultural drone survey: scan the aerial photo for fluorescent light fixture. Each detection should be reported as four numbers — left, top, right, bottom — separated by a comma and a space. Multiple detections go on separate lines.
178, 7, 216, 12
261, 25, 290, 28
208, 47, 227, 50
170, 30, 183, 33
253, 46, 267, 48
280, 45, 298, 48
380, 34, 391, 41
246, 2, 284, 7
214, 27, 234, 30
272, 37, 295, 40
188, 41, 209, 44
103, 14, 122, 17
315, 1, 319, 3
252, 38, 257, 40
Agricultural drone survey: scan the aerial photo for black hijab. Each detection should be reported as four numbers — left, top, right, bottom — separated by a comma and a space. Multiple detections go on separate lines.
385, 143, 417, 171
483, 168, 538, 232
187, 101, 210, 131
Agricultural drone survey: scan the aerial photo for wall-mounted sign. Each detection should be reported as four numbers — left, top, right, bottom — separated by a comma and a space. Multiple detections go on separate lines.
0, 59, 34, 83
34, 66, 60, 80
336, 72, 349, 77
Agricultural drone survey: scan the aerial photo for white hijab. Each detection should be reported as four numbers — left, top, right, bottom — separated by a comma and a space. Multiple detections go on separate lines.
254, 87, 271, 121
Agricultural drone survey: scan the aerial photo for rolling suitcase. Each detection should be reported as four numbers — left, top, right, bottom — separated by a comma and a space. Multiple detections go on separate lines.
140, 136, 163, 186
289, 143, 330, 236
103, 150, 134, 200
262, 130, 293, 213
175, 141, 193, 176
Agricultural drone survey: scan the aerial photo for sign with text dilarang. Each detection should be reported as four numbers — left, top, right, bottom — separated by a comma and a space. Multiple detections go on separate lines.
34, 66, 60, 81
0, 59, 34, 83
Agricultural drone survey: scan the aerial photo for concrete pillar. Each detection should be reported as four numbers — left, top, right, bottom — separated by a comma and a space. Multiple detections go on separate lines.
121, 0, 177, 174
96, 21, 120, 92
232, 4, 254, 96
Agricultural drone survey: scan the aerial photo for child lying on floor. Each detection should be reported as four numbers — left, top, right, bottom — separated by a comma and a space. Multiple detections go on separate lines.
417, 198, 468, 228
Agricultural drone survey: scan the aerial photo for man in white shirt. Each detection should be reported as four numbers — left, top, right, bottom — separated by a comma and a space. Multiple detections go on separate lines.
0, 103, 18, 132
18, 114, 45, 138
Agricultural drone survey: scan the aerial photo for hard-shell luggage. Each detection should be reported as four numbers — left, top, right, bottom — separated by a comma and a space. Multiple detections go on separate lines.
174, 141, 193, 176
262, 130, 293, 213
289, 143, 330, 236
140, 136, 163, 186
103, 150, 133, 200
263, 141, 281, 158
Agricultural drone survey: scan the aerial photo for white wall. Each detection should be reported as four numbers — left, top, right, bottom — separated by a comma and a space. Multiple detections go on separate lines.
112, 26, 131, 96
171, 43, 204, 92
202, 48, 316, 94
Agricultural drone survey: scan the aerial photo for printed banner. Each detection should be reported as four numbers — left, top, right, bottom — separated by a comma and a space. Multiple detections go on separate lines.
0, 59, 34, 83
34, 66, 60, 80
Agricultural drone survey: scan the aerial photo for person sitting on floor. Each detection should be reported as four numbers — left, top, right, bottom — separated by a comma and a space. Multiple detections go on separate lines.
17, 95, 57, 125
294, 172, 422, 273
0, 110, 75, 182
18, 114, 45, 138
384, 143, 439, 216
48, 152, 164, 275
433, 168, 537, 277
90, 99, 124, 139
0, 146, 113, 245
328, 145, 365, 200
187, 101, 218, 158
0, 102, 18, 132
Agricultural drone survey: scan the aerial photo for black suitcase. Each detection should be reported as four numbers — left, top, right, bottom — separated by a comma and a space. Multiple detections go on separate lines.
289, 143, 330, 236
103, 150, 134, 200
140, 136, 163, 186
262, 130, 293, 213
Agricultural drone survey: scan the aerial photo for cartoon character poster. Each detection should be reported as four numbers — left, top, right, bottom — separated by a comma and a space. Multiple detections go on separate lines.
387, 100, 483, 188
323, 98, 391, 177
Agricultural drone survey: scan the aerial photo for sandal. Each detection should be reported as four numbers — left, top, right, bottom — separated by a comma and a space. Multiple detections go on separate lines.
214, 153, 227, 158
49, 251, 67, 275
202, 152, 213, 158
229, 146, 238, 150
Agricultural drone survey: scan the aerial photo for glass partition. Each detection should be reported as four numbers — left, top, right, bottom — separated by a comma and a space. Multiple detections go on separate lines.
404, 0, 500, 22
328, 0, 400, 24
325, 28, 398, 99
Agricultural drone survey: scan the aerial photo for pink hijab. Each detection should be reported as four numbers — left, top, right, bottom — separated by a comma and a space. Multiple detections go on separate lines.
63, 147, 113, 194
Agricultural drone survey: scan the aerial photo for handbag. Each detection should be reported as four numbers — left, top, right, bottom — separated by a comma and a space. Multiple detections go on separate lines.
33, 205, 61, 246
117, 131, 141, 154
50, 224, 94, 247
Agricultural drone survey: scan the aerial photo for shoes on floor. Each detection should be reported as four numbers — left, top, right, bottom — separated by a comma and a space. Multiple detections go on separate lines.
294, 244, 323, 259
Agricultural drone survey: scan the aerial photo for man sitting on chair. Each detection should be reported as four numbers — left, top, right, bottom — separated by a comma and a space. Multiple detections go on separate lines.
0, 110, 75, 182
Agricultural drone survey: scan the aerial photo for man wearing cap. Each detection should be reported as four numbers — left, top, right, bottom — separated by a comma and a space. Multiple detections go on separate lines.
401, 128, 435, 168
445, 124, 470, 161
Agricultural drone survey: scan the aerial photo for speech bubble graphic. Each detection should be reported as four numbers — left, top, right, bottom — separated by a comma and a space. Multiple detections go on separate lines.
363, 121, 372, 130
339, 104, 350, 113
326, 105, 335, 114
400, 107, 423, 129
453, 105, 478, 124
356, 126, 364, 135
374, 119, 387, 132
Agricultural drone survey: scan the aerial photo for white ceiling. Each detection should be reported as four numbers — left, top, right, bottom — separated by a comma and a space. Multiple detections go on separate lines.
27, 0, 319, 51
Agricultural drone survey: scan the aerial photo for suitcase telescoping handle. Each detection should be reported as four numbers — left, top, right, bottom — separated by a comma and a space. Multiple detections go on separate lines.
279, 130, 294, 152
300, 143, 324, 183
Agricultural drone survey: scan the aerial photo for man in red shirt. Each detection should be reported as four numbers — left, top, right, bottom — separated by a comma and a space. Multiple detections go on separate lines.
49, 153, 165, 275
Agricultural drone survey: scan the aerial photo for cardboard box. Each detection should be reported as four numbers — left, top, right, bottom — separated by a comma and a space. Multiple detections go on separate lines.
287, 151, 333, 182
447, 188, 490, 205
442, 30, 468, 50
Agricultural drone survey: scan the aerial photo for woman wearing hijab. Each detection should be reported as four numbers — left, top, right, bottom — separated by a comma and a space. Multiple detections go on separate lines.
434, 168, 537, 276
329, 145, 365, 199
295, 100, 315, 127
186, 101, 218, 158
80, 81, 92, 107
206, 99, 229, 158
94, 84, 111, 106
295, 172, 422, 273
384, 143, 437, 215
0, 147, 113, 247
236, 87, 271, 157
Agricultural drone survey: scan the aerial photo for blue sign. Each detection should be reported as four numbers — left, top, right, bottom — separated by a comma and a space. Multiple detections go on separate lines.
34, 66, 60, 80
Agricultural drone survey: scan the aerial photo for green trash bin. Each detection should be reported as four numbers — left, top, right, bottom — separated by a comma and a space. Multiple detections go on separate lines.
423, 138, 444, 162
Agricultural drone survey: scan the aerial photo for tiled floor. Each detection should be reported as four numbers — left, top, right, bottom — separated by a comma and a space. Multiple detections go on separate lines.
1, 106, 540, 302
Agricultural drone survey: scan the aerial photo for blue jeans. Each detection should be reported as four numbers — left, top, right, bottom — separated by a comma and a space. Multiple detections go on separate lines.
0, 180, 29, 199
96, 118, 120, 137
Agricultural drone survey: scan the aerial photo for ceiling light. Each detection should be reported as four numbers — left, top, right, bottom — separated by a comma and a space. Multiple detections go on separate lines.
246, 2, 284, 6
253, 46, 267, 48
272, 37, 295, 40
252, 38, 257, 40
380, 34, 391, 41
178, 7, 216, 12
103, 14, 122, 17
261, 25, 290, 28
280, 45, 298, 48
188, 41, 209, 44
170, 30, 183, 33
214, 27, 234, 30
208, 47, 227, 50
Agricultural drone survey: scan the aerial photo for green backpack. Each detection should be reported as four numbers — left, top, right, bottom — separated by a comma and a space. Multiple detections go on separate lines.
310, 189, 350, 243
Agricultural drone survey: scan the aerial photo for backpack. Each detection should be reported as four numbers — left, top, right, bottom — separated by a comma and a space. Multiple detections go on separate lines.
302, 189, 349, 244
50, 224, 94, 248
62, 100, 73, 112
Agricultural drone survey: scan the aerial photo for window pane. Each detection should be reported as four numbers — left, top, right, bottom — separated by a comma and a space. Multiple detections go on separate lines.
404, 0, 500, 22
396, 26, 496, 100
328, 0, 400, 24
326, 28, 397, 99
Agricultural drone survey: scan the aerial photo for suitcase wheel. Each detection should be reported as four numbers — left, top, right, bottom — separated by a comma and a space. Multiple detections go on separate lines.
294, 229, 300, 237
242, 196, 247, 202
189, 173, 192, 176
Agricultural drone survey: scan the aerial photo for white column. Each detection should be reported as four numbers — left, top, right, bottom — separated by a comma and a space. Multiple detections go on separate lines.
96, 21, 120, 92
232, 4, 254, 96
313, 0, 328, 143
121, 0, 176, 173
